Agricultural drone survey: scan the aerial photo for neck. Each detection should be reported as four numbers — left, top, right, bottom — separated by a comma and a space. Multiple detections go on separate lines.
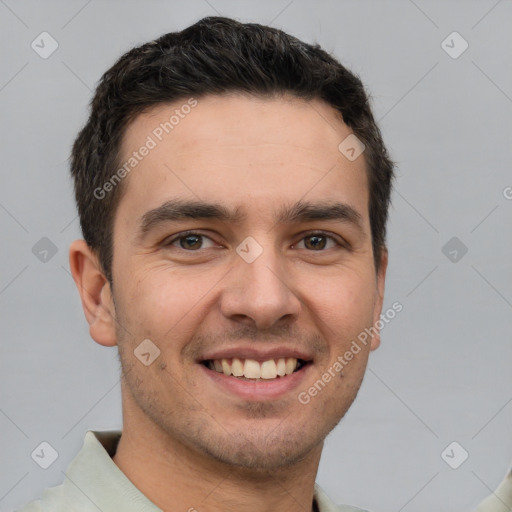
112, 398, 322, 512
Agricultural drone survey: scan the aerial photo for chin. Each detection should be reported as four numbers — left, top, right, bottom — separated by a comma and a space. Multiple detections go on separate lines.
187, 414, 334, 473
202, 434, 319, 472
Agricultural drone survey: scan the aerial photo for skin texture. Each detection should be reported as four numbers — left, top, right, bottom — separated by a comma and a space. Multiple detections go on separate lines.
69, 93, 388, 512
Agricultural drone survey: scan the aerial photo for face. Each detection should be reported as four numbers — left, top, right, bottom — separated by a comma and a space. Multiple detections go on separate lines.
98, 93, 386, 470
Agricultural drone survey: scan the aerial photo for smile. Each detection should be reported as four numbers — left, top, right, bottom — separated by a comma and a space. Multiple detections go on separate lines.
203, 357, 308, 380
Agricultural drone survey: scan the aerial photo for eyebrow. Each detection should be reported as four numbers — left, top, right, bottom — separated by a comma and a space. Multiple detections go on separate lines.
138, 198, 364, 238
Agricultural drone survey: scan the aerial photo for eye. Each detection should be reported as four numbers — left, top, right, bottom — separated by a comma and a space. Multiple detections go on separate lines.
164, 231, 217, 251
162, 230, 346, 253
294, 232, 344, 251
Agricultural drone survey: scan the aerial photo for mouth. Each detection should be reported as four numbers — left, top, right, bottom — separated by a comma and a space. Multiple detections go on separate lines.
201, 357, 311, 381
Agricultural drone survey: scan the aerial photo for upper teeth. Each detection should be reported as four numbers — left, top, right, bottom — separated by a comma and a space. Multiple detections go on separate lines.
209, 358, 298, 379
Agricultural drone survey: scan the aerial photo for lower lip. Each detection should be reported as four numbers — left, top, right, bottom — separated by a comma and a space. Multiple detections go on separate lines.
200, 363, 312, 400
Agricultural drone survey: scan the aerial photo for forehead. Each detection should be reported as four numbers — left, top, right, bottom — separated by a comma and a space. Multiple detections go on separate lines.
116, 93, 369, 230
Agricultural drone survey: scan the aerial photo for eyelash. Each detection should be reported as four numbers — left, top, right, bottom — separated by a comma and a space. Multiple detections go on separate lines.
163, 230, 347, 252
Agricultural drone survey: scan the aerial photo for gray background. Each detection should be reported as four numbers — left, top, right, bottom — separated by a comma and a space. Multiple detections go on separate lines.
1, 1, 511, 511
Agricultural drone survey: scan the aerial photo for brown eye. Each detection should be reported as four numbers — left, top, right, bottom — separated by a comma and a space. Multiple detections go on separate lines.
304, 234, 327, 250
296, 233, 341, 251
178, 234, 203, 250
165, 232, 216, 251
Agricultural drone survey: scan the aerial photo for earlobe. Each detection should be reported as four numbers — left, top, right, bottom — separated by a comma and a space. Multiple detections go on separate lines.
370, 247, 389, 352
69, 239, 117, 347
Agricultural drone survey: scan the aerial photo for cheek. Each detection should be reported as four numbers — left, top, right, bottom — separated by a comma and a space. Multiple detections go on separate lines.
120, 266, 213, 338
305, 278, 376, 377
309, 268, 377, 334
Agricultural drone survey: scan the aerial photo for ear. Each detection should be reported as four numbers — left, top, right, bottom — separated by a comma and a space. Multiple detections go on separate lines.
69, 239, 117, 347
370, 247, 388, 351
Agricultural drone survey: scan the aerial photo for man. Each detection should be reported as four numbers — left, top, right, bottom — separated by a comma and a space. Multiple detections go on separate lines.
18, 16, 393, 512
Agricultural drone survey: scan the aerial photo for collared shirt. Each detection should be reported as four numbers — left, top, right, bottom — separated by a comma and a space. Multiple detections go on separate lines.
16, 430, 367, 512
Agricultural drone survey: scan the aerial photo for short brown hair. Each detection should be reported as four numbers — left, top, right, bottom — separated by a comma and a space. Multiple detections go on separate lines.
70, 16, 394, 283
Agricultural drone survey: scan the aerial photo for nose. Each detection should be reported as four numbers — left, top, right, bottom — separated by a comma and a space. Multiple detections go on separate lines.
219, 243, 302, 330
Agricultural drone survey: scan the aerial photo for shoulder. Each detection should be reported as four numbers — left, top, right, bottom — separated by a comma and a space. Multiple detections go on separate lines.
474, 468, 512, 511
15, 502, 42, 512
314, 483, 369, 512
15, 484, 66, 512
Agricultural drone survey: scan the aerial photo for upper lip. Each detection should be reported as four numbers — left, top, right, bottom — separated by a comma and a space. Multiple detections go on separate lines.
199, 346, 314, 363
